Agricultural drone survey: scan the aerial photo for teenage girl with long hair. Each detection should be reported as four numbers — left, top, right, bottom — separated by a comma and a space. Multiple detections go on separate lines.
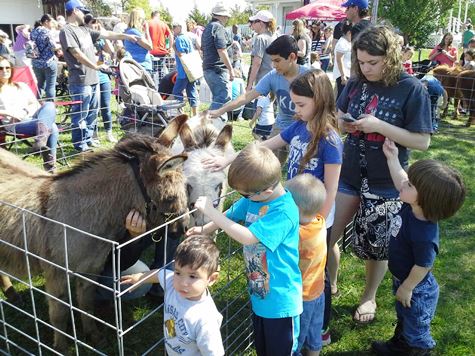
203, 69, 343, 342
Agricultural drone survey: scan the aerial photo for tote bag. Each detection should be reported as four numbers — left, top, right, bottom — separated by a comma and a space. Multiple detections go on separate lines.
179, 51, 203, 82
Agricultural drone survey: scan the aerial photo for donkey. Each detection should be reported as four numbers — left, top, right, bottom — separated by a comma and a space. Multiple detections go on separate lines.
178, 121, 235, 226
433, 65, 464, 118
0, 115, 190, 351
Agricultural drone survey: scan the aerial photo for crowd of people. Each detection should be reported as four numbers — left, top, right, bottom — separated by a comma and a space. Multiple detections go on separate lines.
0, 0, 470, 355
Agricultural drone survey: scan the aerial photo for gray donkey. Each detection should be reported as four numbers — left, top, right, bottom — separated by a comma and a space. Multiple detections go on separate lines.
0, 115, 190, 351
178, 121, 234, 226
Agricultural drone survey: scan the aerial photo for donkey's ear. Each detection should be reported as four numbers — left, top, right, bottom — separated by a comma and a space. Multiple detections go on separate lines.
156, 114, 189, 147
179, 123, 198, 150
157, 154, 188, 175
214, 124, 233, 150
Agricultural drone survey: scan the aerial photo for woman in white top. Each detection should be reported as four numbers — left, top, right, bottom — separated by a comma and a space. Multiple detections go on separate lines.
0, 56, 58, 171
333, 21, 353, 99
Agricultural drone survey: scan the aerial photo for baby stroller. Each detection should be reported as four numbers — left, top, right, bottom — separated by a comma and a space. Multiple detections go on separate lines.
117, 58, 185, 136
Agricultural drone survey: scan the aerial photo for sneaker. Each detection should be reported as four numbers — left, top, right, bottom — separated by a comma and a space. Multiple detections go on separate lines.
106, 130, 118, 143
88, 139, 101, 148
321, 328, 331, 347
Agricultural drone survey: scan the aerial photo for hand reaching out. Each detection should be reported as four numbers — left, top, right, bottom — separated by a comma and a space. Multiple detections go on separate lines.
125, 209, 146, 237
382, 138, 399, 160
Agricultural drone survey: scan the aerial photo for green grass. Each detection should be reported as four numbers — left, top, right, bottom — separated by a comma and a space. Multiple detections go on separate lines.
1, 94, 474, 355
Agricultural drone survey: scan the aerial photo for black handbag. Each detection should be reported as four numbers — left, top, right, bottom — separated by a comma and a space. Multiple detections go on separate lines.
350, 83, 403, 260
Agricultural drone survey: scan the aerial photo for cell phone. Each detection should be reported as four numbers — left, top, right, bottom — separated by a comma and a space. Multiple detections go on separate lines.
341, 113, 357, 123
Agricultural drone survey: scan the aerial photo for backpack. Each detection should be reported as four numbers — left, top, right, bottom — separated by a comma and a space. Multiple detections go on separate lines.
25, 40, 39, 59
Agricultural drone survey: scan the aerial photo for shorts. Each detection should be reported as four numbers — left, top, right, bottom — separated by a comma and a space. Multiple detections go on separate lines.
295, 293, 325, 354
252, 124, 273, 141
252, 313, 300, 355
338, 180, 399, 199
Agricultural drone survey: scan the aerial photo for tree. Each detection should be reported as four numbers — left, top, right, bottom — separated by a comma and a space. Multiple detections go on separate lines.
124, 0, 151, 17
228, 4, 254, 26
157, 7, 173, 28
84, 0, 112, 16
378, 0, 454, 47
188, 5, 209, 27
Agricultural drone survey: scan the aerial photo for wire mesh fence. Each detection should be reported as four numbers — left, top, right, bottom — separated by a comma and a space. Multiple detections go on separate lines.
0, 196, 254, 355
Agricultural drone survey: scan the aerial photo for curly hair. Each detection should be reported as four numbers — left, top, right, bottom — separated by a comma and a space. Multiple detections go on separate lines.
351, 25, 402, 86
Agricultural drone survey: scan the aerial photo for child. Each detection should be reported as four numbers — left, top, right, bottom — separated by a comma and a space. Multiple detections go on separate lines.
204, 70, 342, 342
463, 48, 475, 70
188, 143, 302, 355
372, 139, 466, 355
208, 34, 310, 163
121, 235, 224, 356
285, 174, 327, 356
310, 52, 321, 70
420, 75, 445, 132
249, 94, 275, 141
402, 46, 414, 75
229, 69, 245, 121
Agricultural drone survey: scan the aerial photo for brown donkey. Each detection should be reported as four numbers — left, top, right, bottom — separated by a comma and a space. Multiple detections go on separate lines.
0, 115, 190, 351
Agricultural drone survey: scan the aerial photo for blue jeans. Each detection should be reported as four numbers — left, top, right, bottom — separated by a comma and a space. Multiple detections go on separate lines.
295, 293, 325, 354
10, 102, 58, 156
69, 83, 99, 150
96, 260, 152, 301
204, 68, 231, 121
172, 77, 198, 108
393, 274, 439, 349
33, 60, 58, 101
99, 80, 112, 131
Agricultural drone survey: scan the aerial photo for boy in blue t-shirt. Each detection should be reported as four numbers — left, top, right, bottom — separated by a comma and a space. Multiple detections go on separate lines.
372, 139, 466, 355
188, 142, 302, 355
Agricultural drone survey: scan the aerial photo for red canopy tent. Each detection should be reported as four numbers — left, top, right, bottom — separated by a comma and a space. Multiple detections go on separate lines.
285, 1, 346, 21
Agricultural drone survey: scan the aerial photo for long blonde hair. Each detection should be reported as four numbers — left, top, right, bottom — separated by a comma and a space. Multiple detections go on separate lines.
128, 8, 145, 31
289, 69, 338, 173
292, 19, 306, 39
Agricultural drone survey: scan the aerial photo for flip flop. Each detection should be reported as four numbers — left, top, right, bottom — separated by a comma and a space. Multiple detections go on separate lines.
353, 303, 376, 325
331, 289, 341, 298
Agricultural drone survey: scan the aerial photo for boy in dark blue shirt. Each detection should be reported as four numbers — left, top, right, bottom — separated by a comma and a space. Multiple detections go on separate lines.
372, 139, 466, 356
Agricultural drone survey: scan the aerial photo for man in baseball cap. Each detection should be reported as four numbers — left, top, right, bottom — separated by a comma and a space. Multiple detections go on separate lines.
64, 0, 91, 14
341, 0, 371, 40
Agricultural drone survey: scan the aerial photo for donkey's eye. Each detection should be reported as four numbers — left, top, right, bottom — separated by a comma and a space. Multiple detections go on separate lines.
215, 183, 222, 193
186, 184, 193, 196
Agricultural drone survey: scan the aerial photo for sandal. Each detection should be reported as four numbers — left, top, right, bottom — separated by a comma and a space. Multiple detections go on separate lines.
353, 301, 377, 325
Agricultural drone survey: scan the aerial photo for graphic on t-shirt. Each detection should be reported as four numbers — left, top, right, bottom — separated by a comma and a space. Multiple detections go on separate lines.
288, 136, 319, 178
165, 318, 176, 338
275, 88, 296, 117
243, 206, 270, 299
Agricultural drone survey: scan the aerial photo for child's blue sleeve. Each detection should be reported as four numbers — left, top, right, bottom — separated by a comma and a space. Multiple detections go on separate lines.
249, 210, 296, 252
254, 71, 273, 96
225, 198, 248, 223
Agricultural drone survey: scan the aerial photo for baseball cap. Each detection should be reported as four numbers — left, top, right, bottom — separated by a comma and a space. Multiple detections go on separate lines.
341, 0, 369, 9
65, 0, 91, 14
249, 10, 274, 23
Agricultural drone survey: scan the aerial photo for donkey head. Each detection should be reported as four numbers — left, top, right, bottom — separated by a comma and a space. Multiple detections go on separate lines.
179, 123, 234, 226
119, 114, 190, 235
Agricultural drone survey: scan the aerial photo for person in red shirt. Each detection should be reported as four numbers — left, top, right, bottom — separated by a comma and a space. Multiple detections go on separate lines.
148, 10, 173, 57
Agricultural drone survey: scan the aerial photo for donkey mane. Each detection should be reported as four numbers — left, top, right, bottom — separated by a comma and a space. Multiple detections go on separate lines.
192, 125, 219, 148
54, 134, 164, 180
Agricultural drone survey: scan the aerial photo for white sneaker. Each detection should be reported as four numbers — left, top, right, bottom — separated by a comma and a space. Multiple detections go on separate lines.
106, 131, 118, 143
89, 139, 101, 148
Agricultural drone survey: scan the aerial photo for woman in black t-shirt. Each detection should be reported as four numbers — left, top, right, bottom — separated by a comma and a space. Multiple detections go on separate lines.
328, 26, 433, 325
